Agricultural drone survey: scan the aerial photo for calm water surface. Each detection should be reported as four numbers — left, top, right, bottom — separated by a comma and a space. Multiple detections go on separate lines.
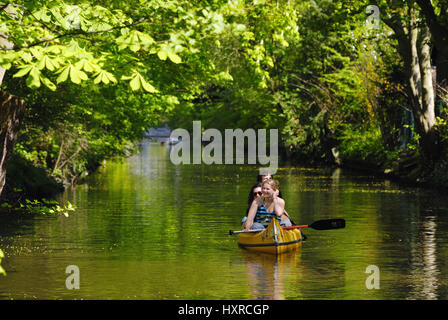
1, 141, 448, 299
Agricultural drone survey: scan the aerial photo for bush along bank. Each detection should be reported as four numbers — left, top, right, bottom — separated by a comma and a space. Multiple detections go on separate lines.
281, 119, 448, 190
329, 143, 448, 190
1, 136, 138, 215
0, 152, 76, 215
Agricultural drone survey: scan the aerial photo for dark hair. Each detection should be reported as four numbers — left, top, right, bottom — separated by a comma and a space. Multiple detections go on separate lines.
246, 183, 262, 216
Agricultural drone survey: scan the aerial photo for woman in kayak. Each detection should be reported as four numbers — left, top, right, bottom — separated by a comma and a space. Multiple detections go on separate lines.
243, 179, 292, 231
246, 183, 262, 215
241, 183, 263, 225
256, 173, 283, 198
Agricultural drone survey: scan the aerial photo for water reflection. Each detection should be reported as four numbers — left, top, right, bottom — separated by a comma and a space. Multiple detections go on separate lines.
331, 168, 341, 188
240, 250, 302, 300
1, 142, 448, 299
407, 215, 440, 300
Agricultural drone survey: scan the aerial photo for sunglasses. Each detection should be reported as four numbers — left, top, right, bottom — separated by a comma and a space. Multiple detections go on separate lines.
253, 191, 262, 196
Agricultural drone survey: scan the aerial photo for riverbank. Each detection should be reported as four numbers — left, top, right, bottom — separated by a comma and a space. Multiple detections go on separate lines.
1, 153, 63, 206
0, 153, 77, 216
335, 149, 448, 191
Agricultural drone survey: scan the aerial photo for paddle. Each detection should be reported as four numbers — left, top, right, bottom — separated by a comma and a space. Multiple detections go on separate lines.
229, 218, 345, 235
229, 229, 265, 235
282, 218, 345, 231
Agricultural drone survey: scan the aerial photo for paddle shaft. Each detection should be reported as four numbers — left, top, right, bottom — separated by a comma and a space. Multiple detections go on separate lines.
286, 218, 345, 230
283, 225, 308, 229
229, 229, 265, 235
230, 226, 305, 234
229, 218, 345, 235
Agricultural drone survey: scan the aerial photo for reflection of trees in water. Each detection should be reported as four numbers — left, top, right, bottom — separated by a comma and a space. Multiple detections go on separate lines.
407, 215, 440, 300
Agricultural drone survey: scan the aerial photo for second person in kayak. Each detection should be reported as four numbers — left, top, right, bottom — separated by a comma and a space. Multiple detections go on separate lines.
243, 179, 292, 231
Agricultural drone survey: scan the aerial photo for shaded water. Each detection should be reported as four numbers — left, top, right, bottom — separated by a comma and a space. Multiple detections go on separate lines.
1, 141, 448, 299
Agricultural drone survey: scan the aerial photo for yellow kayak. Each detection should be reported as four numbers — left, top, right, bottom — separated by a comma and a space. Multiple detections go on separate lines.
237, 218, 303, 254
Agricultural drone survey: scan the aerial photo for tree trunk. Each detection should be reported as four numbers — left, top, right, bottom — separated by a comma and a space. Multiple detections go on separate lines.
417, 24, 438, 158
0, 4, 24, 198
416, 0, 448, 87
383, 4, 438, 159
0, 90, 26, 198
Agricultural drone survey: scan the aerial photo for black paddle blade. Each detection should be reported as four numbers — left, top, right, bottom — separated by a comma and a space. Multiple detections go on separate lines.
309, 219, 345, 230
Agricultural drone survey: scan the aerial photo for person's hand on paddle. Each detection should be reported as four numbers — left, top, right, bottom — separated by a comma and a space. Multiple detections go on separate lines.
243, 221, 252, 232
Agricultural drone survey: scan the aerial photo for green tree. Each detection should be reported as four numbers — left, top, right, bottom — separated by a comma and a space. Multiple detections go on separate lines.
0, 0, 248, 197
368, 0, 448, 160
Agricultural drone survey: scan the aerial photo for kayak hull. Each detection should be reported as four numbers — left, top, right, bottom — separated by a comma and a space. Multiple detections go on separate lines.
237, 218, 303, 254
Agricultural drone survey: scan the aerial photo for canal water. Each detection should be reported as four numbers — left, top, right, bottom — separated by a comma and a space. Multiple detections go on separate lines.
1, 141, 448, 299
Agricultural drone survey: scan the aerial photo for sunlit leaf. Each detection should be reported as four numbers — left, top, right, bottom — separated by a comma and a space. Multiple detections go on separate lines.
40, 75, 57, 91
157, 48, 168, 60
129, 74, 141, 91
13, 65, 33, 78
26, 67, 41, 89
141, 77, 158, 93
56, 66, 70, 83
167, 51, 181, 64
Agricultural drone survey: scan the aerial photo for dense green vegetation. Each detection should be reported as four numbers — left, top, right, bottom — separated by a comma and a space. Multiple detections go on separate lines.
1, 0, 448, 208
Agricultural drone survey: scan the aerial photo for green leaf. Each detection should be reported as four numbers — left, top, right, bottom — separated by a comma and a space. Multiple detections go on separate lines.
40, 75, 57, 91
141, 77, 158, 93
216, 71, 233, 81
137, 32, 155, 47
158, 45, 181, 63
75, 59, 99, 73
69, 66, 88, 84
56, 66, 70, 83
50, 6, 65, 24
94, 70, 117, 85
26, 67, 41, 89
104, 71, 117, 84
129, 75, 141, 91
37, 56, 48, 70
129, 35, 140, 52
128, 73, 158, 93
157, 48, 168, 60
167, 51, 182, 64
93, 73, 102, 84
33, 7, 52, 23
22, 52, 33, 63
29, 47, 43, 60
37, 55, 59, 71
13, 65, 33, 78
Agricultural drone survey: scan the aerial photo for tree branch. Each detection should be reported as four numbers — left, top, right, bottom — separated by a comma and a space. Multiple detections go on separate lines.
416, 0, 448, 43
0, 17, 147, 51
